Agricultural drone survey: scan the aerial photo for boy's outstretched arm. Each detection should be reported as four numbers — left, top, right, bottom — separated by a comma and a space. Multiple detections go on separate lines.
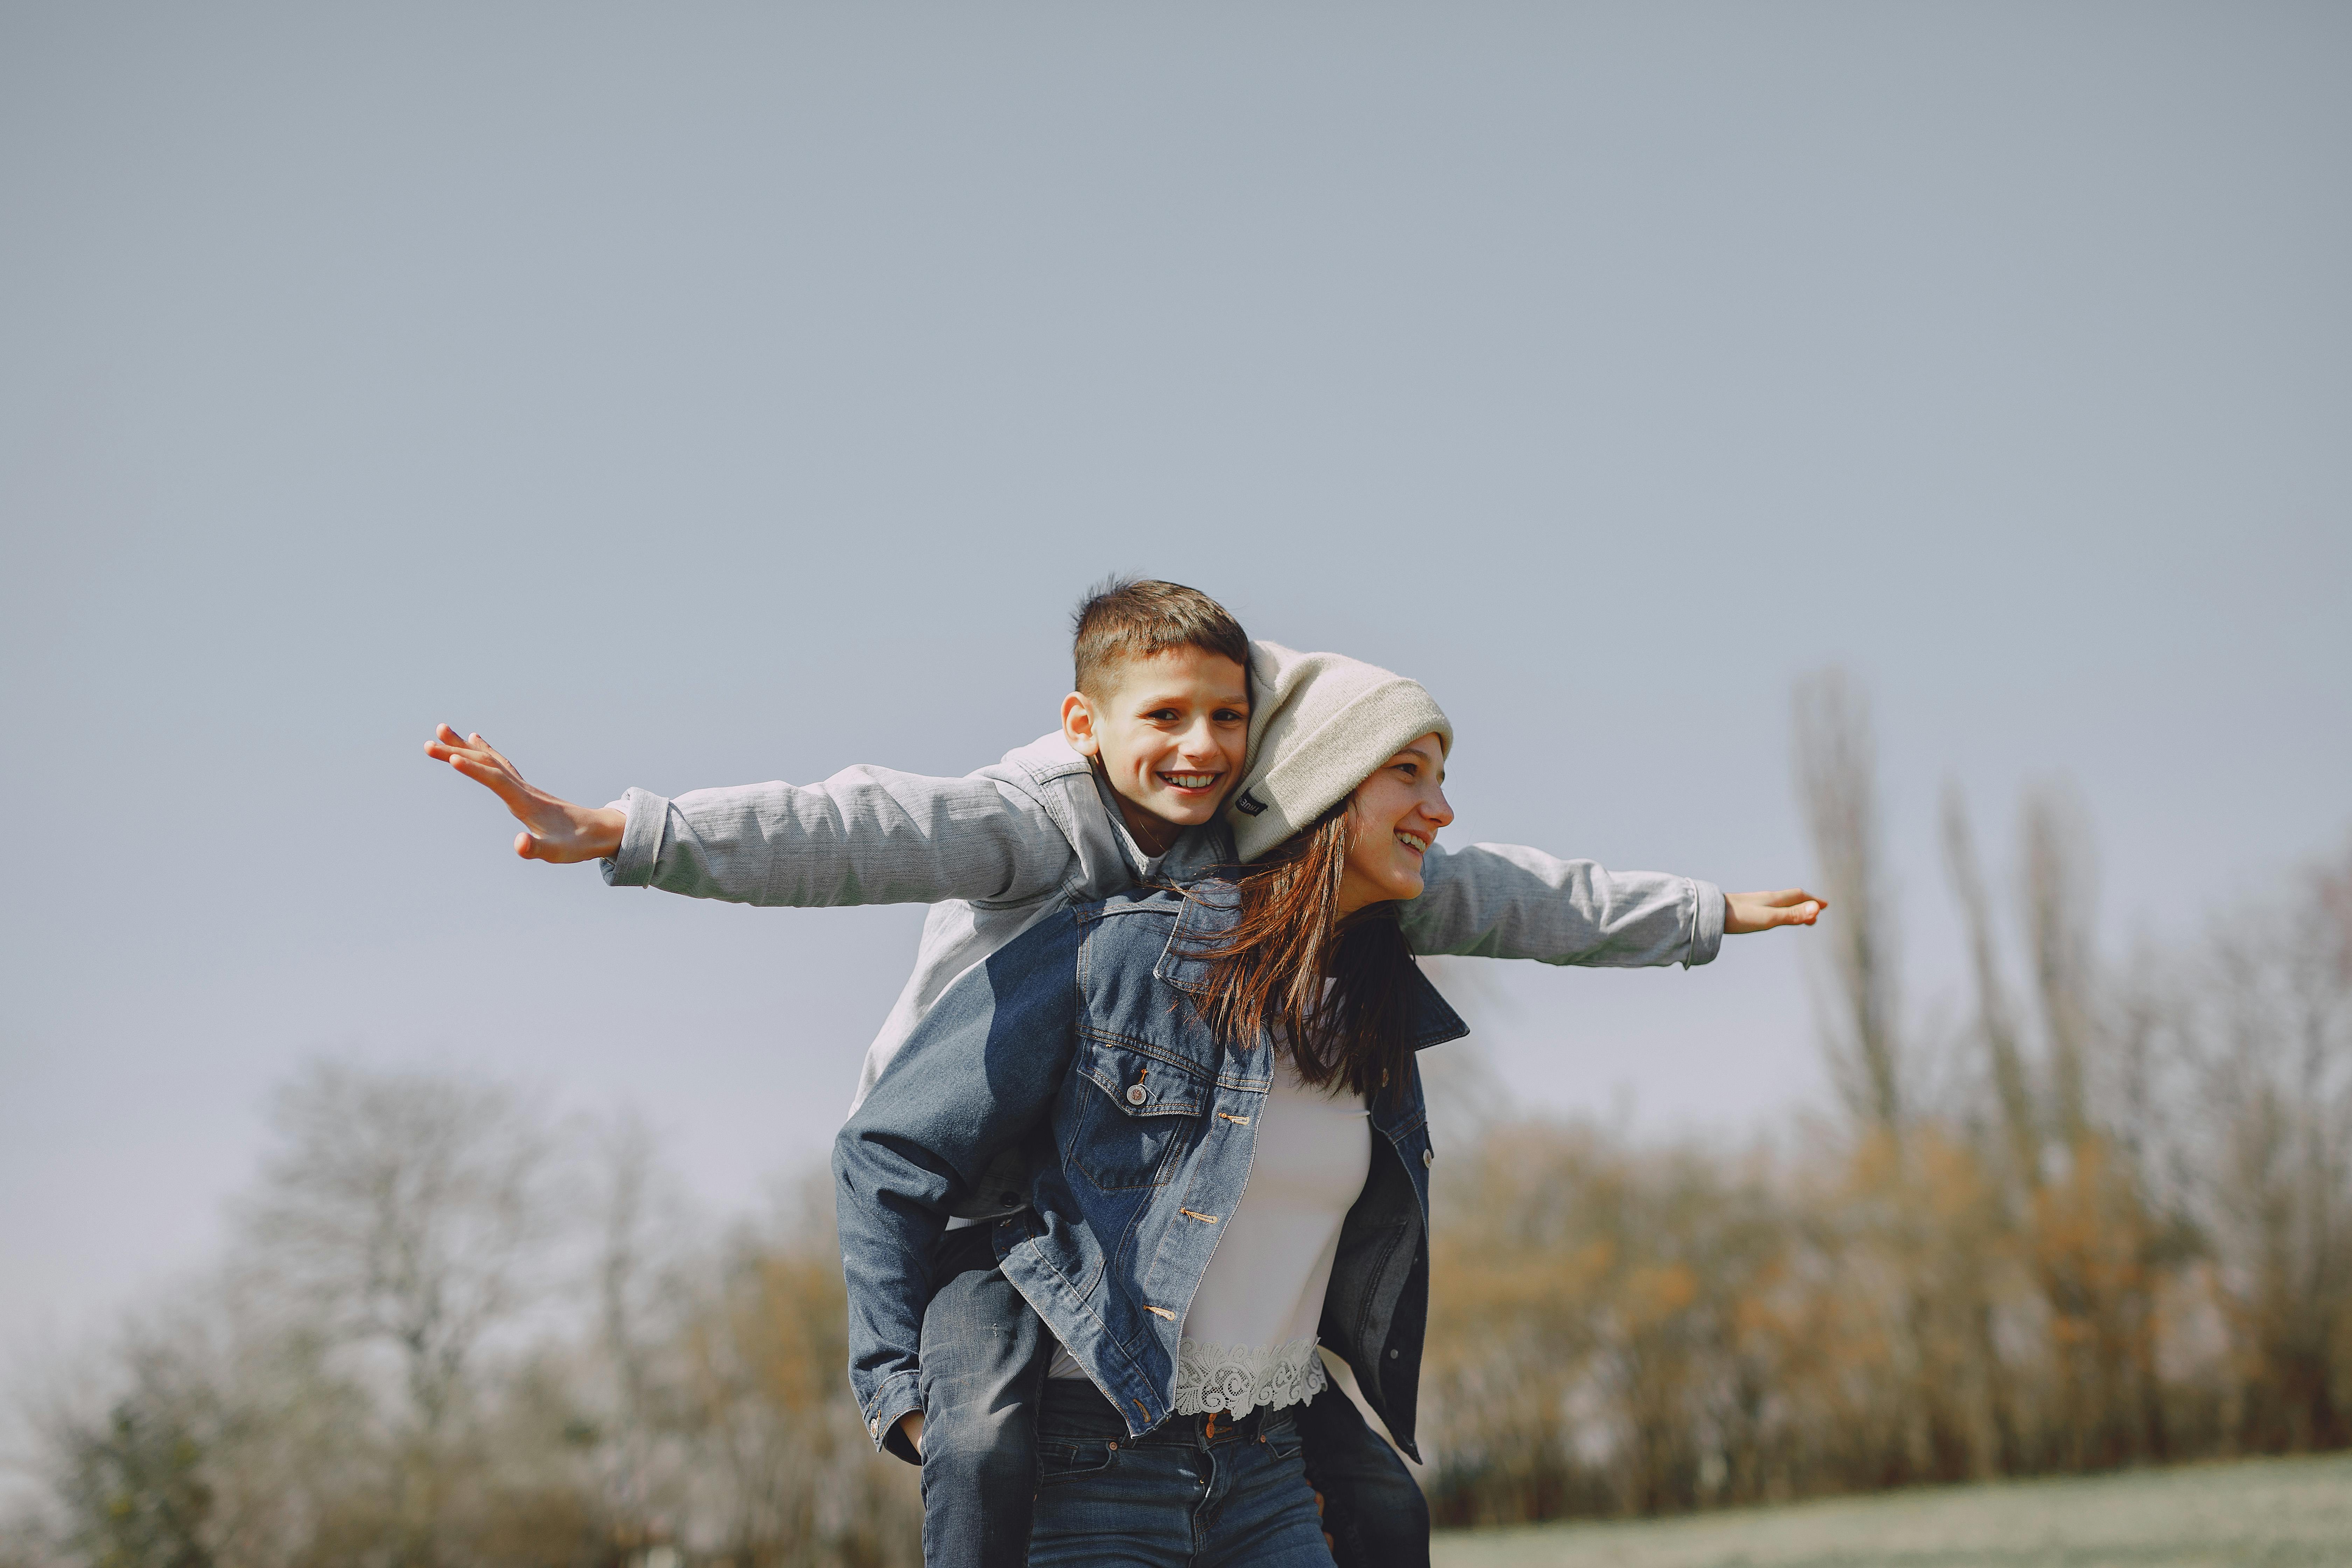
425, 726, 624, 862
1724, 888, 1826, 933
1400, 842, 1821, 969
425, 724, 1084, 909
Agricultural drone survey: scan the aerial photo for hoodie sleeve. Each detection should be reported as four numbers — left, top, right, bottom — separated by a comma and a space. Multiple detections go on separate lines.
598, 763, 1077, 909
832, 907, 1086, 1454
1399, 842, 1726, 969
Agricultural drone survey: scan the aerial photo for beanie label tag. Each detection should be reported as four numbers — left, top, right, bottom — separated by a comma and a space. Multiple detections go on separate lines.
1233, 789, 1268, 817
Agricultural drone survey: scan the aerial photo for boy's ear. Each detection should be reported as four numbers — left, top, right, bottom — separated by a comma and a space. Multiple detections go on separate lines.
1061, 691, 1100, 758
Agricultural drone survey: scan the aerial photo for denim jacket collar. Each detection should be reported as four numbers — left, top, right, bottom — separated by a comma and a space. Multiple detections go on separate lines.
1153, 878, 1472, 1055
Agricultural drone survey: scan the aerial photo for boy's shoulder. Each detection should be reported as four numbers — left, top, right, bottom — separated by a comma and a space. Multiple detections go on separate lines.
970, 730, 1137, 897
986, 730, 1095, 790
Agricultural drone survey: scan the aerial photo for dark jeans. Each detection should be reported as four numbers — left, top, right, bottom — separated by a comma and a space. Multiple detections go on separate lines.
1029, 1379, 1330, 1567
913, 1225, 1430, 1568
1294, 1367, 1432, 1568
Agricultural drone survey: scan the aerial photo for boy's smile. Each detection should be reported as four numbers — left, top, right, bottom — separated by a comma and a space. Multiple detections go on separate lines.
1060, 648, 1251, 858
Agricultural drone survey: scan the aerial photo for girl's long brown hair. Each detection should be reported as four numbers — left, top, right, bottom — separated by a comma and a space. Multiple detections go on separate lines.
1185, 800, 1420, 1104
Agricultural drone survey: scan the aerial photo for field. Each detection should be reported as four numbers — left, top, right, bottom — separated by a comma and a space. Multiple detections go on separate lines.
1429, 1454, 2352, 1568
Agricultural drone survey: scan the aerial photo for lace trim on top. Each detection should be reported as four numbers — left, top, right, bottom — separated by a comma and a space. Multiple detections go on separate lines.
1171, 1335, 1329, 1418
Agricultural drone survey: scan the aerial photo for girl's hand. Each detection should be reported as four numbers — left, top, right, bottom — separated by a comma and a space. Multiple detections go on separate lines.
1724, 888, 1827, 934
424, 724, 625, 862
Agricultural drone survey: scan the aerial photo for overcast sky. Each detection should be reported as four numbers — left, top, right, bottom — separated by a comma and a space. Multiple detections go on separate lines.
4, 2, 2346, 1359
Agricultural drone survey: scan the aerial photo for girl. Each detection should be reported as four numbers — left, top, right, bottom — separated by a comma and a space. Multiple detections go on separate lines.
835, 661, 1821, 1564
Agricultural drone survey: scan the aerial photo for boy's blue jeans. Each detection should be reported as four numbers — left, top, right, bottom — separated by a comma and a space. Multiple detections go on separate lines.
913, 1225, 1431, 1568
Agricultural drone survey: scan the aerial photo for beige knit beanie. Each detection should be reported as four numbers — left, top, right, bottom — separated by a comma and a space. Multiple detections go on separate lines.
1224, 641, 1454, 862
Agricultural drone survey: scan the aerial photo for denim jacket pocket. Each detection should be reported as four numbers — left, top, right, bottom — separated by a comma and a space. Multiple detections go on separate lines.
1064, 1036, 1209, 1192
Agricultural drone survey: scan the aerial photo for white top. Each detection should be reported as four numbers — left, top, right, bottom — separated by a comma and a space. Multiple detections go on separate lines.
1049, 1049, 1373, 1418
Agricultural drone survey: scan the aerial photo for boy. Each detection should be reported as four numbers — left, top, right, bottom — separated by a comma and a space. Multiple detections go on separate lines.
427, 577, 1822, 1566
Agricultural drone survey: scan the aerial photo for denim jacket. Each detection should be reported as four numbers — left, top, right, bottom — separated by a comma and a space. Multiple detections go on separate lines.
833, 880, 1467, 1462
605, 730, 1725, 1143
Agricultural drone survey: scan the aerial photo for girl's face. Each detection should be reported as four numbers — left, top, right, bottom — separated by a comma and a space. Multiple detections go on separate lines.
1336, 732, 1453, 916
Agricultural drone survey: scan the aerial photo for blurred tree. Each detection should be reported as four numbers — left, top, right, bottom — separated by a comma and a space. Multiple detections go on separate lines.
2191, 849, 2352, 1453
236, 1064, 560, 1567
56, 1358, 214, 1568
1793, 670, 1904, 1133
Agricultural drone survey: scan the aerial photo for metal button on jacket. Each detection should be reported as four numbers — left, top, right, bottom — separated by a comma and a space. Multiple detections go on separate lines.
1126, 1084, 1149, 1105
1423, 1148, 1435, 1167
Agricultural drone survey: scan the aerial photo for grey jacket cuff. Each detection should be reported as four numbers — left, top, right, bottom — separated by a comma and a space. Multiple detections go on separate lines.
862, 1371, 924, 1464
1686, 879, 1726, 967
600, 788, 666, 887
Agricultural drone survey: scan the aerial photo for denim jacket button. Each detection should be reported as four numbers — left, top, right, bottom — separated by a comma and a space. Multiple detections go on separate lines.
1126, 1084, 1148, 1105
1422, 1148, 1434, 1167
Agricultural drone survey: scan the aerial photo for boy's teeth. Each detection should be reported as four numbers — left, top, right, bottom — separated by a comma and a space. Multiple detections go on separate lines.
1164, 774, 1214, 788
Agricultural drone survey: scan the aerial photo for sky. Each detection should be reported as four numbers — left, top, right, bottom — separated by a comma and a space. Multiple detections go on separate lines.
2, 2, 2346, 1360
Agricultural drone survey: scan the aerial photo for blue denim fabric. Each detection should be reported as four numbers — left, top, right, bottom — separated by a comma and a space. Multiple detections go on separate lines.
911, 1230, 1427, 1567
912, 1225, 1054, 1567
1028, 1379, 1335, 1567
834, 878, 1468, 1459
1295, 1384, 1430, 1568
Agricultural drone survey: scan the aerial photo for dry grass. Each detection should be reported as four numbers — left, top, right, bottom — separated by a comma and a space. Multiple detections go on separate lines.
1431, 1453, 2352, 1568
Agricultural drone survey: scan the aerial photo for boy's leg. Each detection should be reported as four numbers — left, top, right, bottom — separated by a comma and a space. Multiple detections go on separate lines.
1294, 1381, 1430, 1568
916, 1224, 1054, 1568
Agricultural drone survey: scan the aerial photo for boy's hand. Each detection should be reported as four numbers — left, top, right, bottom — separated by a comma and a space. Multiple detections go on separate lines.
424, 724, 626, 863
896, 1410, 924, 1456
1724, 888, 1826, 934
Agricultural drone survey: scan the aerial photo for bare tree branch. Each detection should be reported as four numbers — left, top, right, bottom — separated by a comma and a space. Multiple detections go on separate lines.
1793, 668, 1902, 1131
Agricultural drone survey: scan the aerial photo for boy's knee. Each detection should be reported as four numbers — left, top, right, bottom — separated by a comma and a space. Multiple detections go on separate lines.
919, 1400, 1037, 1490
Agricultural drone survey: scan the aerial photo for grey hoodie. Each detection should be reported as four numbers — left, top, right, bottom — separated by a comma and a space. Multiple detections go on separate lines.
602, 729, 1723, 1147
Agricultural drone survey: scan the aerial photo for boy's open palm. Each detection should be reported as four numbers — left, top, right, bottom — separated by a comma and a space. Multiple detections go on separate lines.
1724, 888, 1827, 934
424, 723, 624, 863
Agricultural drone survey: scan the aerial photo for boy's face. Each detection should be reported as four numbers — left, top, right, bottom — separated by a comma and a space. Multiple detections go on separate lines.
1061, 648, 1251, 852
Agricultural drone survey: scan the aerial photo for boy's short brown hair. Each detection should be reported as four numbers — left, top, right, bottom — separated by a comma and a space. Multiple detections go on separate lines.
1070, 576, 1251, 699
